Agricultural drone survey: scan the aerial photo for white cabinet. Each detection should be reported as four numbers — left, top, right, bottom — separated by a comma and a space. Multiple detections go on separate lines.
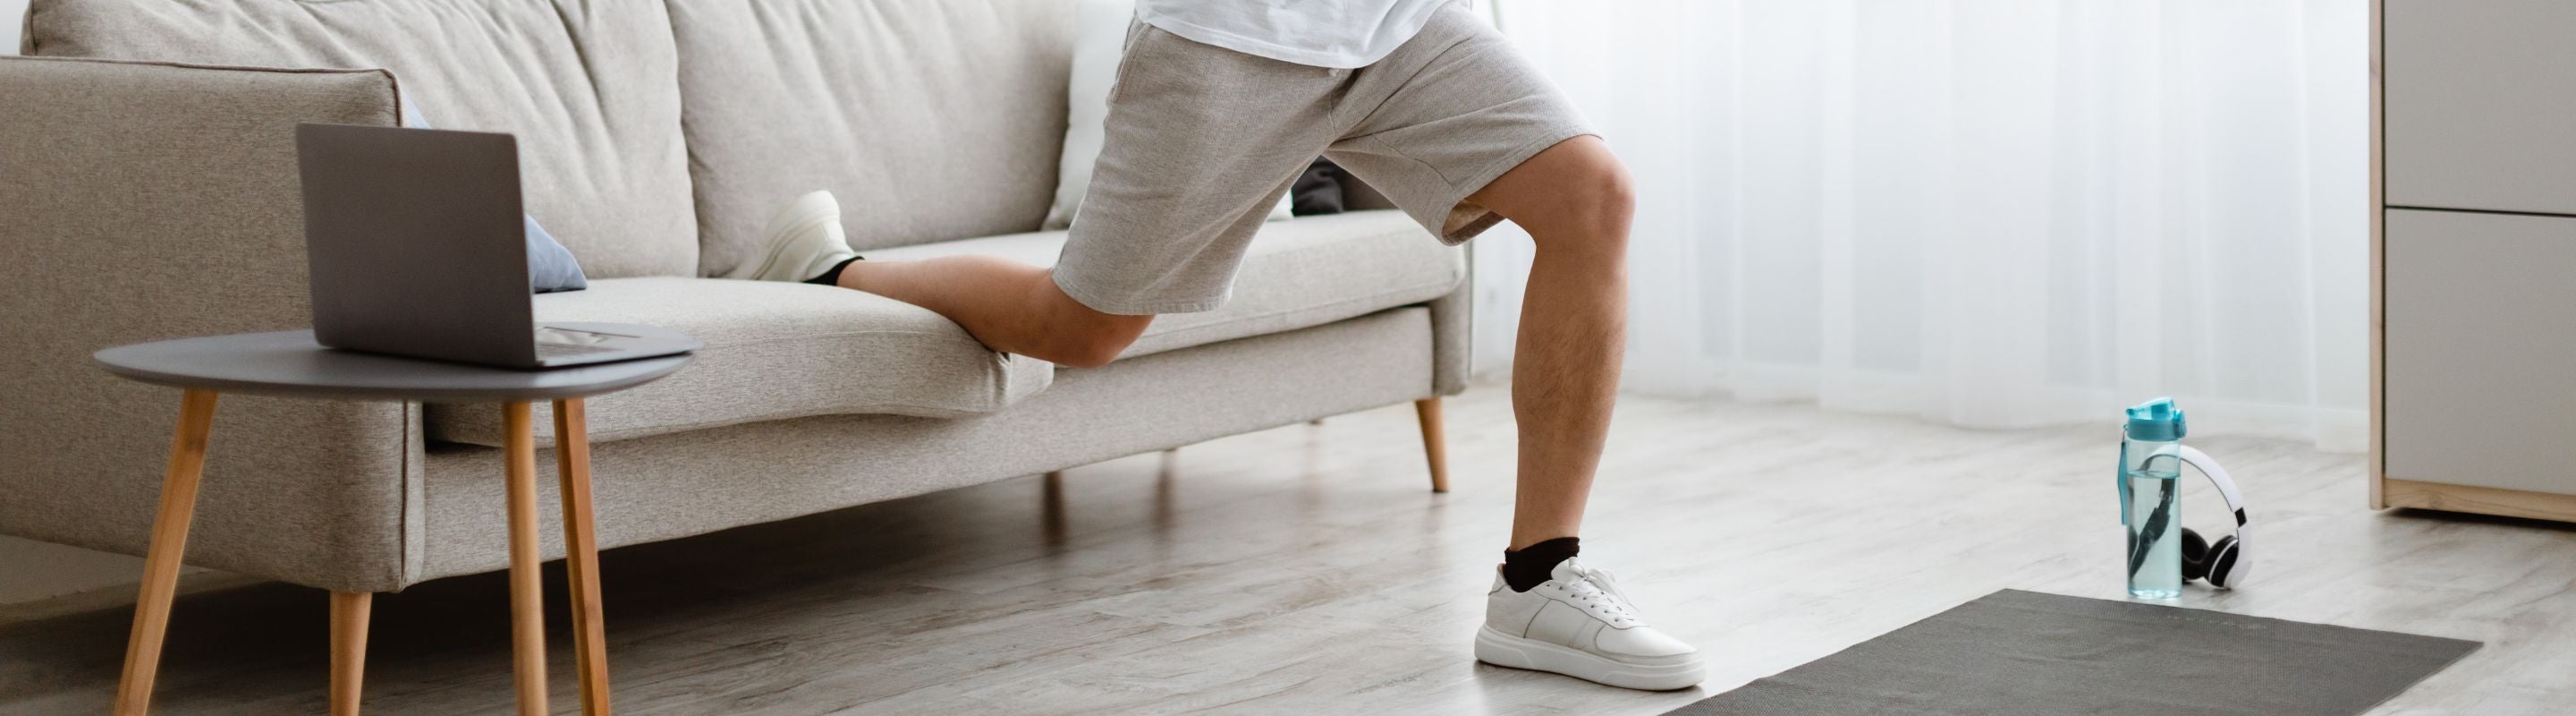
2375, 1, 2576, 522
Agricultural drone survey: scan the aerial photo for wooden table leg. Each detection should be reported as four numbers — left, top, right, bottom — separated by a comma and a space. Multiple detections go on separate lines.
329, 591, 372, 716
113, 388, 220, 716
553, 398, 610, 715
502, 402, 548, 716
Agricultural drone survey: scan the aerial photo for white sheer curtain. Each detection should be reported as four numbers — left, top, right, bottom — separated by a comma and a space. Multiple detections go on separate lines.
1472, 0, 2369, 450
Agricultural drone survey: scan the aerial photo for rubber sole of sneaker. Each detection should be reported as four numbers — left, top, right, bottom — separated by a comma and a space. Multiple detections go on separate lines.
1473, 626, 1705, 691
729, 209, 843, 281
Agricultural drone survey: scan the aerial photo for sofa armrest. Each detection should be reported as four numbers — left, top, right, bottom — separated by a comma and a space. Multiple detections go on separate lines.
1428, 247, 1473, 396
0, 56, 422, 593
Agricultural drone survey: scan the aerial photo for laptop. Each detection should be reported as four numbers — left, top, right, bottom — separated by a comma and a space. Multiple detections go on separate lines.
294, 123, 699, 369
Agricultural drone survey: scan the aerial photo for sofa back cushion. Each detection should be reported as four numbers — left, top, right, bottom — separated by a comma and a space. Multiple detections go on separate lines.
667, 0, 1074, 274
25, 0, 699, 278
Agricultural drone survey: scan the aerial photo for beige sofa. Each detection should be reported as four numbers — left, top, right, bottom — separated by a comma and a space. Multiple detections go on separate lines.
0, 0, 1467, 598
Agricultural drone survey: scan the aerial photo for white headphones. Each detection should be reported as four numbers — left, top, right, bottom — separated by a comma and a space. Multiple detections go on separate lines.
2170, 446, 2252, 589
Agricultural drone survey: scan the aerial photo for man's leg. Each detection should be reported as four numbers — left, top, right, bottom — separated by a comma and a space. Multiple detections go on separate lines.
824, 18, 1336, 371
835, 258, 1151, 369
1461, 136, 1701, 692
1462, 135, 1634, 550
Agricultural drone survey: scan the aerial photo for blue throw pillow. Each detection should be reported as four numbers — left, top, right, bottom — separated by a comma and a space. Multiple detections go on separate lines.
401, 101, 589, 294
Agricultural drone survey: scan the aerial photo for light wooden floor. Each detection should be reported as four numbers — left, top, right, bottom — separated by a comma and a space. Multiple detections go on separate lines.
4, 388, 2573, 714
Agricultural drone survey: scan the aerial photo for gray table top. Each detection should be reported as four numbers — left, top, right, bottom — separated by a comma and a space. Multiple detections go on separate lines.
94, 327, 692, 402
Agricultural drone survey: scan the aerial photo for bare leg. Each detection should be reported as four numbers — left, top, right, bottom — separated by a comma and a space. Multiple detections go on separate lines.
1463, 136, 1634, 550
837, 256, 1151, 368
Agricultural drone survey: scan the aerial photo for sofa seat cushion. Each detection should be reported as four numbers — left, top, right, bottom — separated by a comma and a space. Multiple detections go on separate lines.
868, 209, 1465, 359
425, 277, 1052, 448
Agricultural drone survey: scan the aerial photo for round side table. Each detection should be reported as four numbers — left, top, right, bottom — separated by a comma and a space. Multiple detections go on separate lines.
93, 329, 692, 716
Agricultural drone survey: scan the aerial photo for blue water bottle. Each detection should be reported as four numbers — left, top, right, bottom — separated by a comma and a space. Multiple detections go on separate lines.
2120, 398, 2186, 600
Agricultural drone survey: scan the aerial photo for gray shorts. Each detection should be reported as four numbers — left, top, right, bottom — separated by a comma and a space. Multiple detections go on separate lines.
1053, 4, 1594, 315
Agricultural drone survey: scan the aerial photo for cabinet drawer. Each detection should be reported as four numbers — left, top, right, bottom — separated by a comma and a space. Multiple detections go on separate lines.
2386, 0, 2576, 215
2385, 209, 2576, 495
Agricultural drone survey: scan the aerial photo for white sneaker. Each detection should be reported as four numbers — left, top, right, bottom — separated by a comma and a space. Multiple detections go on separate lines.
729, 190, 859, 282
1476, 559, 1704, 690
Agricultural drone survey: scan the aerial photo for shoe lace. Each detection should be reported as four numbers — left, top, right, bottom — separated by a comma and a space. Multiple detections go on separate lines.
1561, 561, 1643, 627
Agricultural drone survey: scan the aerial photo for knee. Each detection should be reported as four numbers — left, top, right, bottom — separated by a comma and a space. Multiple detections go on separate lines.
1572, 156, 1635, 237
1531, 154, 1634, 260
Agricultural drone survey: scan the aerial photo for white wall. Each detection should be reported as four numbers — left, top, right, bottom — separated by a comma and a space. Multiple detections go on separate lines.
3, 0, 23, 54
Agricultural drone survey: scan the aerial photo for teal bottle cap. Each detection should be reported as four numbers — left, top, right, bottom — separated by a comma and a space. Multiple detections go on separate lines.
2125, 397, 2186, 442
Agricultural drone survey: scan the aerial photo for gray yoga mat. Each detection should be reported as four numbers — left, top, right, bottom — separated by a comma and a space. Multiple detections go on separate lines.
1671, 589, 2479, 716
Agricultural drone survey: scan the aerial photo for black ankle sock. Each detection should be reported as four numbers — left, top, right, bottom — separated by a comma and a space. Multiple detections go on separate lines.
1503, 536, 1580, 592
803, 256, 864, 286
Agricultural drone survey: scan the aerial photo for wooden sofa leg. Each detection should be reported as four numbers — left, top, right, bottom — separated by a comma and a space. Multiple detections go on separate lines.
330, 591, 372, 716
1414, 398, 1449, 493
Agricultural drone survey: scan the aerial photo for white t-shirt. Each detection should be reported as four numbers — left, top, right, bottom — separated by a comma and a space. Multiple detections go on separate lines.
1135, 0, 1459, 69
